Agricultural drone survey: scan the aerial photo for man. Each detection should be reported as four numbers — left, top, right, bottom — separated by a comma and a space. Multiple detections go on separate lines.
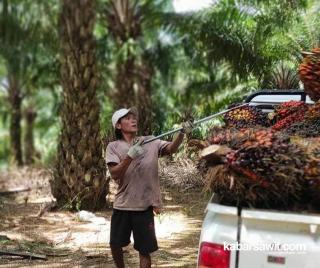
106, 107, 192, 268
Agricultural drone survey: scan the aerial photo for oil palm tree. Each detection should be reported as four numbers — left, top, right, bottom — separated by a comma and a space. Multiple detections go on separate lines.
52, 0, 107, 210
104, 0, 169, 134
0, 0, 43, 165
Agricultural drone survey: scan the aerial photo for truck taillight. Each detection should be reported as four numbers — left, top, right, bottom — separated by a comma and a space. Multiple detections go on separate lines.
198, 242, 230, 268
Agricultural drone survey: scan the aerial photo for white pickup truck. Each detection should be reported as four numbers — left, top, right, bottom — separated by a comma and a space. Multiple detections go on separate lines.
197, 90, 320, 268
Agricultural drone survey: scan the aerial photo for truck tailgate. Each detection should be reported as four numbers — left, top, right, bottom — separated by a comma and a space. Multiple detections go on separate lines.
199, 202, 239, 268
238, 209, 320, 268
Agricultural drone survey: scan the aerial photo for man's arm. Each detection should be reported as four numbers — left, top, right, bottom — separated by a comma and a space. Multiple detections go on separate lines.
108, 156, 132, 182
107, 139, 144, 182
162, 120, 193, 155
162, 132, 184, 155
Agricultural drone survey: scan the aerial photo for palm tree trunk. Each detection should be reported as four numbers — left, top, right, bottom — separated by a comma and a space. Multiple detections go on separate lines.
24, 107, 37, 165
136, 58, 153, 134
106, 0, 153, 135
8, 74, 23, 166
52, 0, 107, 210
113, 57, 136, 108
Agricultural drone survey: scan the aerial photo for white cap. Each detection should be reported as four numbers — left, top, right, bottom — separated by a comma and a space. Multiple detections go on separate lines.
111, 107, 137, 128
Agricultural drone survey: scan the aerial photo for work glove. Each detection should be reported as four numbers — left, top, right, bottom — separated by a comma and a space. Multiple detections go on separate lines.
181, 120, 194, 135
127, 139, 144, 159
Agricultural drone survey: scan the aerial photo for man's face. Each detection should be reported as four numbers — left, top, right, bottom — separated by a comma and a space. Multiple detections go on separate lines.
116, 113, 138, 133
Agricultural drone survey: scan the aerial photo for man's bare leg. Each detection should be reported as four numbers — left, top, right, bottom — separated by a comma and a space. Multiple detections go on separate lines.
139, 253, 151, 268
111, 246, 125, 268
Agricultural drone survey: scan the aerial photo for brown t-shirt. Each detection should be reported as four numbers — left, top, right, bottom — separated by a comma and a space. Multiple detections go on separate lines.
106, 136, 170, 211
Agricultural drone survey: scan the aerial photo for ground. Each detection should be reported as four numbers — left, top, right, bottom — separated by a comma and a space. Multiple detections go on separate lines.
0, 159, 210, 267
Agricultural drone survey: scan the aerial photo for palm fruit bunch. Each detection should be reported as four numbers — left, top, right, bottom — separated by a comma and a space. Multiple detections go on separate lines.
272, 112, 305, 131
274, 100, 308, 119
224, 105, 268, 129
286, 102, 320, 137
208, 127, 272, 150
304, 147, 320, 208
233, 137, 304, 208
304, 148, 320, 183
208, 127, 235, 145
272, 101, 308, 131
299, 48, 320, 102
222, 132, 307, 208
202, 164, 272, 207
305, 101, 320, 119
241, 129, 273, 148
286, 117, 320, 137
208, 127, 248, 149
202, 130, 307, 208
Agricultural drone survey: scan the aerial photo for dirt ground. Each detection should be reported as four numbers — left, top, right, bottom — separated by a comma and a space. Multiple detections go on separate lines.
0, 160, 210, 267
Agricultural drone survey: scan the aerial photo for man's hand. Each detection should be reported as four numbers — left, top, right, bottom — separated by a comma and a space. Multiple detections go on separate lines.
181, 120, 193, 134
127, 139, 144, 159
163, 121, 193, 155
153, 207, 161, 215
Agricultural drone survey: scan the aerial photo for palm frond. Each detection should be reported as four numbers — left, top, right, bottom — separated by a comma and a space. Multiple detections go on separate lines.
265, 62, 300, 89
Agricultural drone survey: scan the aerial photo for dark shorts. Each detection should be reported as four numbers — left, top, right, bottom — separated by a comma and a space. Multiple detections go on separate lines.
109, 207, 158, 255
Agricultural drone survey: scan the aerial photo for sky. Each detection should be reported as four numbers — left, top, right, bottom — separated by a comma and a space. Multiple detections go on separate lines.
173, 0, 214, 12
